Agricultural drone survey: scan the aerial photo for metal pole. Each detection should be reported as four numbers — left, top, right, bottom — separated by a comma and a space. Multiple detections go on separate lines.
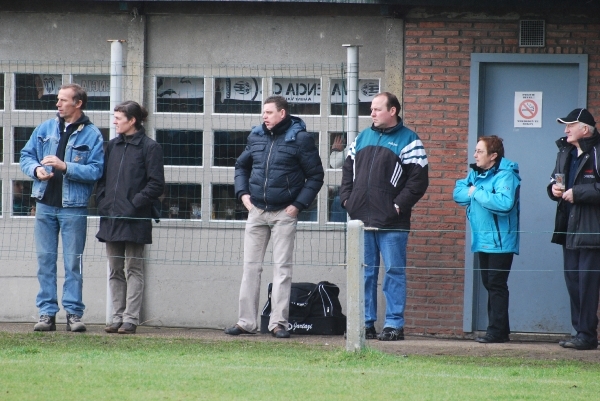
346, 219, 365, 352
109, 40, 125, 140
105, 39, 125, 325
342, 44, 360, 147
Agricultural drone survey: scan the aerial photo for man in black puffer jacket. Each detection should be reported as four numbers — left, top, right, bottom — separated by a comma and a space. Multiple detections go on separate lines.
225, 96, 324, 339
549, 108, 600, 351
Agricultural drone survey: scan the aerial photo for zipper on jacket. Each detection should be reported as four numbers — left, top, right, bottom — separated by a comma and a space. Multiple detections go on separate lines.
365, 133, 383, 224
263, 134, 275, 209
110, 141, 128, 216
493, 214, 502, 249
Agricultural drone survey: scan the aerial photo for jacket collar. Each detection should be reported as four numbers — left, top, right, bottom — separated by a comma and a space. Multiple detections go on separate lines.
470, 157, 502, 176
55, 112, 91, 133
116, 127, 146, 145
262, 115, 292, 136
556, 129, 600, 153
371, 118, 404, 135
251, 115, 307, 142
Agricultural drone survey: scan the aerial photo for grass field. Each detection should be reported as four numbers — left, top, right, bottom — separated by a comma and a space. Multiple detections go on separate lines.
1, 332, 599, 400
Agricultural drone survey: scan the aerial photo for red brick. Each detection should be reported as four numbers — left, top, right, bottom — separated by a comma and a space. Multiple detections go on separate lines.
406, 45, 434, 52
419, 67, 447, 74
433, 30, 460, 36
406, 29, 434, 36
420, 37, 446, 44
419, 21, 447, 28
406, 59, 433, 66
406, 74, 433, 81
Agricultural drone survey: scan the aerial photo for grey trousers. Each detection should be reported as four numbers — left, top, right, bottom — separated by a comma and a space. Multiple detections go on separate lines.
106, 241, 145, 325
237, 207, 297, 333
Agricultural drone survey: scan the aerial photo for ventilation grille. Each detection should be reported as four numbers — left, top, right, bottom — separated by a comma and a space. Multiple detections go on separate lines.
519, 20, 545, 47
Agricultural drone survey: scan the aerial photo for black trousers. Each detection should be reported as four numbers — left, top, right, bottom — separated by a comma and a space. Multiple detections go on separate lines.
478, 252, 513, 338
563, 247, 600, 344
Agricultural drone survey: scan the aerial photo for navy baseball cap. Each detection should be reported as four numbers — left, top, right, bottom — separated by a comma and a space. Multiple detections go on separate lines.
557, 108, 596, 127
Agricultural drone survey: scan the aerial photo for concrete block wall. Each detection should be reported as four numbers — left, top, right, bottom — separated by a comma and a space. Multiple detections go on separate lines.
402, 14, 600, 336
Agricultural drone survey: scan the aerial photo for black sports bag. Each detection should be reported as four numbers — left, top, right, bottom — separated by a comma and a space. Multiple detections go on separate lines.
260, 281, 346, 335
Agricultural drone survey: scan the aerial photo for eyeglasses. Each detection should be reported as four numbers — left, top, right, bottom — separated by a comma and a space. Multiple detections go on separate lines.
475, 150, 487, 155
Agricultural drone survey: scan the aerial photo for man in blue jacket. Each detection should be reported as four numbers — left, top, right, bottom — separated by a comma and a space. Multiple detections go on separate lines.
20, 84, 104, 332
225, 95, 324, 339
340, 92, 429, 341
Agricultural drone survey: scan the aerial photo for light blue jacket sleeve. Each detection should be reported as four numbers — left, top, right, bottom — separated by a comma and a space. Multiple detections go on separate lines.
63, 127, 105, 183
19, 126, 44, 179
471, 170, 520, 216
453, 171, 474, 206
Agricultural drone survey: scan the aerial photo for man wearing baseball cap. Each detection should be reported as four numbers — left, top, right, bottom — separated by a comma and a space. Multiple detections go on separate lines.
548, 108, 600, 350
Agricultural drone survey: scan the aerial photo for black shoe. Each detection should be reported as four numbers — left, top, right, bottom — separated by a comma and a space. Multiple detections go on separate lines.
224, 324, 255, 336
475, 333, 509, 344
559, 337, 575, 347
66, 314, 86, 332
271, 325, 290, 339
105, 322, 122, 334
365, 326, 377, 340
118, 323, 137, 334
34, 315, 56, 332
561, 337, 598, 350
378, 327, 404, 341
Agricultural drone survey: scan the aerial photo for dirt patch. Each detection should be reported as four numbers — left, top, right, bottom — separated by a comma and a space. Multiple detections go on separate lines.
2, 323, 598, 363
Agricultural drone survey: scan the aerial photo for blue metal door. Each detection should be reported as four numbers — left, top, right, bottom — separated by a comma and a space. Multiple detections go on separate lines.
466, 54, 588, 334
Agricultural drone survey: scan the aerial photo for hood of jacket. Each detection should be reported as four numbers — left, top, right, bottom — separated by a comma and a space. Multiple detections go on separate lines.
56, 112, 92, 131
470, 157, 521, 181
250, 115, 307, 142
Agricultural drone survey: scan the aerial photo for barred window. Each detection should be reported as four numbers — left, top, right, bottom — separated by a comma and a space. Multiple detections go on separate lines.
328, 131, 347, 169
13, 127, 35, 163
11, 180, 35, 217
327, 185, 346, 223
330, 78, 379, 116
156, 77, 204, 113
0, 74, 4, 110
15, 73, 62, 111
212, 184, 247, 221
214, 77, 262, 114
272, 78, 320, 115
72, 74, 110, 111
159, 183, 203, 220
156, 129, 203, 167
213, 131, 248, 167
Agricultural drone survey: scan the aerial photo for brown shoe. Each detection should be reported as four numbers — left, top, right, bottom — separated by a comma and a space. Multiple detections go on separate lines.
118, 323, 137, 334
271, 325, 290, 339
105, 322, 122, 334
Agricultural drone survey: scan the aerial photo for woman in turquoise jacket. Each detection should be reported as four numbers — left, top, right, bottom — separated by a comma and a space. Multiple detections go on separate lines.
453, 135, 521, 344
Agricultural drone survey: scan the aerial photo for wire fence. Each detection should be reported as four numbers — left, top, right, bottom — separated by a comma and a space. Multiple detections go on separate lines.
0, 60, 579, 335
0, 61, 385, 270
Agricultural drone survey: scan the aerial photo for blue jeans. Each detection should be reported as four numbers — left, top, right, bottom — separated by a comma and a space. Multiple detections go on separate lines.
364, 229, 408, 329
35, 202, 88, 316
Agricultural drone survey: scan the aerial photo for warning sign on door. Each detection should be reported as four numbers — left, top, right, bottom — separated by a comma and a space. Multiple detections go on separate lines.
514, 92, 542, 128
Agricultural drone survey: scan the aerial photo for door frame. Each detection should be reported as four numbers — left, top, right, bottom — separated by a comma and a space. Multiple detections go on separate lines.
463, 53, 589, 333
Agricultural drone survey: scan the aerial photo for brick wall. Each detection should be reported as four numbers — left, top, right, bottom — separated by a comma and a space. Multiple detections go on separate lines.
402, 16, 600, 336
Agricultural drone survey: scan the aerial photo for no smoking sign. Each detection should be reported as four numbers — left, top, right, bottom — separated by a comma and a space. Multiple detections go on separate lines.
514, 92, 542, 128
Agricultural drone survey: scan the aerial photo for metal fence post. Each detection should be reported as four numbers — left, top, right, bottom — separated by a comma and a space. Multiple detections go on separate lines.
346, 219, 365, 351
342, 44, 360, 148
105, 39, 125, 325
